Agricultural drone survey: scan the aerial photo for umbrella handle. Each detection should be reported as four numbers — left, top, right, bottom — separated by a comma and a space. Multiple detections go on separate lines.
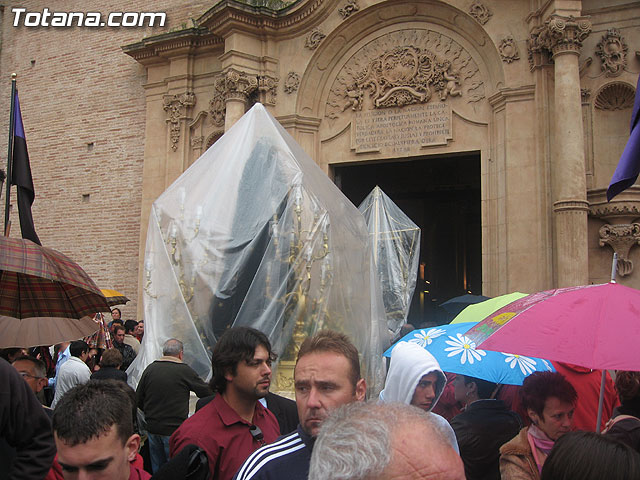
611, 253, 618, 283
596, 370, 606, 433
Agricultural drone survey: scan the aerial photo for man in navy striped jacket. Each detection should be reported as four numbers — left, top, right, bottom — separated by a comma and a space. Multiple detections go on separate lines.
234, 330, 367, 480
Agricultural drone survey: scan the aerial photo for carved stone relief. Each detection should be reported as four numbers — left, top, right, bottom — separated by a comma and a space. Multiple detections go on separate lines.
581, 88, 590, 103
284, 72, 300, 94
594, 82, 635, 111
258, 75, 279, 106
595, 28, 628, 77
528, 15, 592, 69
469, 1, 492, 25
326, 29, 484, 120
599, 223, 640, 276
338, 0, 359, 19
208, 69, 259, 127
305, 28, 326, 49
499, 36, 520, 63
163, 92, 196, 151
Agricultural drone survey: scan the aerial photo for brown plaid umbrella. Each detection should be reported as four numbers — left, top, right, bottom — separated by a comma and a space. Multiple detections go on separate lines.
0, 236, 111, 348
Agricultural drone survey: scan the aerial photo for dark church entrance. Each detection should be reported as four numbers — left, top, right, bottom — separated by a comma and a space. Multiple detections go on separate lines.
333, 152, 482, 327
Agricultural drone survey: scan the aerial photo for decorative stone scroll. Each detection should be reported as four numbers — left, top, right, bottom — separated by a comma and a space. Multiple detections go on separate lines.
208, 69, 259, 127
305, 28, 326, 49
599, 223, 640, 277
163, 92, 196, 151
499, 36, 520, 63
595, 28, 628, 77
469, 1, 492, 25
528, 15, 592, 65
338, 0, 359, 19
284, 72, 300, 94
326, 30, 484, 120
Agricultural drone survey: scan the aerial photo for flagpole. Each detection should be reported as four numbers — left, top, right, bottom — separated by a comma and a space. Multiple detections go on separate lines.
4, 73, 17, 236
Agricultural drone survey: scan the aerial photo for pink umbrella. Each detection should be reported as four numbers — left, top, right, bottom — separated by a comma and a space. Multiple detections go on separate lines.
464, 280, 640, 431
464, 282, 640, 371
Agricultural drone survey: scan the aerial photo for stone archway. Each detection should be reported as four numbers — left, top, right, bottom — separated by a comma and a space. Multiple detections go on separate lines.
291, 0, 524, 296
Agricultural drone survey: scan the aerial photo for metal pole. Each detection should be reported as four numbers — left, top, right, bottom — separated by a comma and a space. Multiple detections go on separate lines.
4, 73, 17, 236
596, 252, 619, 432
596, 370, 606, 433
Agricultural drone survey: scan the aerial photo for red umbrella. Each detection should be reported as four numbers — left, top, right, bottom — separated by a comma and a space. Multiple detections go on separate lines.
0, 236, 110, 347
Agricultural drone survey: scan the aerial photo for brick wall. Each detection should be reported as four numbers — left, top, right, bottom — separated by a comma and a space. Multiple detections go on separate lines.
0, 1, 211, 320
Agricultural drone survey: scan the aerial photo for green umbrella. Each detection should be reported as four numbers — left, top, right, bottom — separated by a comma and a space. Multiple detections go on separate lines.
449, 292, 528, 324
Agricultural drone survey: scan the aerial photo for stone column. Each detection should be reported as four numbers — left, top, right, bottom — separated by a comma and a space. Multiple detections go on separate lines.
214, 68, 258, 131
532, 15, 592, 287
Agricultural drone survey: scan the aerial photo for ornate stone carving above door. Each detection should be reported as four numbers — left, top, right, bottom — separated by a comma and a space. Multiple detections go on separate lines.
325, 29, 484, 120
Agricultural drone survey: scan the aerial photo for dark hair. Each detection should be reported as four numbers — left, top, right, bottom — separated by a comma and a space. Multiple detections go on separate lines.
52, 380, 134, 446
124, 320, 138, 334
99, 348, 123, 368
297, 330, 361, 388
111, 308, 122, 316
462, 375, 497, 400
69, 340, 89, 358
520, 372, 577, 418
113, 324, 126, 335
0, 348, 24, 362
210, 327, 274, 394
12, 355, 46, 378
541, 431, 640, 480
615, 371, 640, 404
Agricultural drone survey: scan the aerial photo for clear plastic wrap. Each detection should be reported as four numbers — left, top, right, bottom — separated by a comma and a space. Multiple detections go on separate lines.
127, 104, 388, 395
358, 187, 420, 335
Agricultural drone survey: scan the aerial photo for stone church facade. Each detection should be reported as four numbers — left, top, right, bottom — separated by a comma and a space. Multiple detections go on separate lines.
1, 0, 639, 319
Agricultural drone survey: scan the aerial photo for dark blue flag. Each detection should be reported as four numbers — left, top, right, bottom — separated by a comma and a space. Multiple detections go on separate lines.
11, 90, 41, 245
607, 74, 640, 201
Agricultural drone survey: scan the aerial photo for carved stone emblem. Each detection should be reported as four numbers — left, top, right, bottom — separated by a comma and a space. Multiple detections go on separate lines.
594, 82, 635, 111
599, 223, 640, 277
338, 0, 359, 19
499, 36, 520, 63
326, 30, 484, 120
595, 28, 628, 77
305, 28, 326, 49
284, 72, 300, 94
163, 92, 196, 151
469, 1, 492, 25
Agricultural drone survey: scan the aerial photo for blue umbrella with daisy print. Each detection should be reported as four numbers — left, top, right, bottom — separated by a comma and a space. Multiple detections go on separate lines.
383, 322, 555, 385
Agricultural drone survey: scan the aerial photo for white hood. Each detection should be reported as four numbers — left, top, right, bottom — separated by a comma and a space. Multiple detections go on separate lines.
378, 342, 446, 411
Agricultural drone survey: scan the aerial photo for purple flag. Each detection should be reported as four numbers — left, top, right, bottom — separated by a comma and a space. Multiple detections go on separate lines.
11, 90, 41, 245
607, 74, 640, 201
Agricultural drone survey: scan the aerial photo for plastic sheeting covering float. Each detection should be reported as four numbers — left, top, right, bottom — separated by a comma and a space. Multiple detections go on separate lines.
127, 103, 388, 395
358, 186, 420, 335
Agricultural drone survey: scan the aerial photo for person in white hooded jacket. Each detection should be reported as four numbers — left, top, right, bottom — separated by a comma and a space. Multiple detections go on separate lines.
379, 342, 459, 452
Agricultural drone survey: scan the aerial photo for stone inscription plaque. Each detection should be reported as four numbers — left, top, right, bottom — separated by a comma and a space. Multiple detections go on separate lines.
351, 103, 452, 155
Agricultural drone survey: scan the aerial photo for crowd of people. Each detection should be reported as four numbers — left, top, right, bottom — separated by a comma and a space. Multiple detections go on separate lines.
2, 313, 640, 480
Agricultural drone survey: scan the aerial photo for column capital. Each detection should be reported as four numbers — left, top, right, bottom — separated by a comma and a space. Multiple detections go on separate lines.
529, 15, 591, 62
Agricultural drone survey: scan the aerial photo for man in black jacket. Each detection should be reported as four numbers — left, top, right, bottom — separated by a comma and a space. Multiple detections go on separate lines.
450, 374, 522, 480
136, 338, 212, 473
